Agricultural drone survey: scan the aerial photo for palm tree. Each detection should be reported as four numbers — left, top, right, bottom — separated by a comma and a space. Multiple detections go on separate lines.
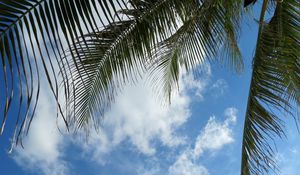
0, 0, 298, 174
242, 0, 300, 174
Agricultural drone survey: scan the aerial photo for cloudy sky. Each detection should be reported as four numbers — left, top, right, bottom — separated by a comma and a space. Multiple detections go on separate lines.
1, 2, 300, 175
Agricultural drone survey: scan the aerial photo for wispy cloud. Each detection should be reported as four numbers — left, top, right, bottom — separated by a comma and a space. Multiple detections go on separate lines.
13, 86, 68, 175
12, 66, 211, 175
169, 151, 210, 175
12, 23, 69, 175
193, 107, 237, 158
168, 107, 238, 175
11, 58, 238, 175
76, 70, 211, 164
276, 143, 300, 174
182, 64, 211, 101
9, 4, 217, 174
210, 79, 229, 98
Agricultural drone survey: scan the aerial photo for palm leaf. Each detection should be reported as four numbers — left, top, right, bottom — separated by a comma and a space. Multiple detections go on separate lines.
149, 0, 244, 100
241, 0, 300, 174
0, 0, 244, 147
0, 0, 143, 149
65, 0, 200, 131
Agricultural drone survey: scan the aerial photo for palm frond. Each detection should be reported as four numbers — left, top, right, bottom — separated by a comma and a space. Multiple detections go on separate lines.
241, 0, 300, 174
63, 0, 199, 131
0, 0, 139, 149
149, 0, 244, 100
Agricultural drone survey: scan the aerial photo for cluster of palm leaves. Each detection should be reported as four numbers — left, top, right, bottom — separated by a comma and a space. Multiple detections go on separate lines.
0, 0, 299, 174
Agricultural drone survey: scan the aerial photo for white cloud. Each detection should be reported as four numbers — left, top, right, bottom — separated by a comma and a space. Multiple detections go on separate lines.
182, 64, 211, 101
79, 70, 210, 163
276, 143, 300, 175
224, 107, 238, 124
13, 86, 68, 175
168, 107, 238, 175
138, 165, 161, 175
11, 57, 235, 175
210, 79, 228, 98
193, 107, 237, 158
12, 20, 70, 175
11, 6, 215, 174
193, 117, 234, 158
12, 52, 212, 174
276, 150, 300, 175
169, 151, 209, 175
12, 58, 236, 175
105, 81, 189, 154
290, 147, 300, 154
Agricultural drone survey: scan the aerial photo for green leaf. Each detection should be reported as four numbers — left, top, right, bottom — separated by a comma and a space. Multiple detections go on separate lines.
241, 1, 300, 174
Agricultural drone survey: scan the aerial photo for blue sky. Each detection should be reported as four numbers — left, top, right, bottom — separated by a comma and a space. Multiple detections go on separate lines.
1, 2, 300, 175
